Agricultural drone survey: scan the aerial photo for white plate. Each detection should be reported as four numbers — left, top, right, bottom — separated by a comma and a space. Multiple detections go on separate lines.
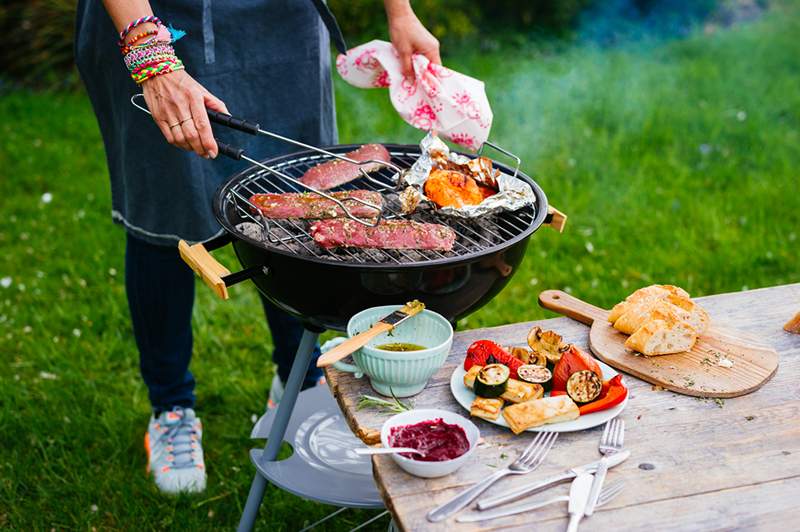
449, 360, 628, 433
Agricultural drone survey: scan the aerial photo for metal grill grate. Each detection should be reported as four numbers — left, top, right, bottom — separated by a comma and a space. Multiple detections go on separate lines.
218, 147, 541, 266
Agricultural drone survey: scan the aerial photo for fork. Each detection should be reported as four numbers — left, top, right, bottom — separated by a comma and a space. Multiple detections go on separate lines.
585, 418, 625, 516
456, 480, 626, 523
426, 431, 558, 523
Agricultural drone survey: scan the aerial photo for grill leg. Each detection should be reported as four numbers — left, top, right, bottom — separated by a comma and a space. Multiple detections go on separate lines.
237, 328, 321, 532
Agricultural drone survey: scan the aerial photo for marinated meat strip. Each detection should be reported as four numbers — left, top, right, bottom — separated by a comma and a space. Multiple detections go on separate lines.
249, 190, 382, 219
310, 219, 456, 252
299, 144, 392, 190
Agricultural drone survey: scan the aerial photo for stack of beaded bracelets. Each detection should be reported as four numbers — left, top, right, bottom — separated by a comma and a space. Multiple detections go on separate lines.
119, 16, 184, 85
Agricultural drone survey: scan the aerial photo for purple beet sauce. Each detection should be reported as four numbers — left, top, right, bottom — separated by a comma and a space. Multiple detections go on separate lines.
389, 418, 470, 462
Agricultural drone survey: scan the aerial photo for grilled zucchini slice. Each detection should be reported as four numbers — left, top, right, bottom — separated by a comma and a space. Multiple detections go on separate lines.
475, 364, 510, 399
566, 370, 603, 404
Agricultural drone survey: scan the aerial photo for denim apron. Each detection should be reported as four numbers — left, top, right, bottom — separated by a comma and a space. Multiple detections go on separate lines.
75, 0, 338, 245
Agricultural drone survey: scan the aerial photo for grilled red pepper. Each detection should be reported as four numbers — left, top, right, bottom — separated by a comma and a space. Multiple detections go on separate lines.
551, 345, 602, 392
464, 340, 523, 379
552, 375, 628, 415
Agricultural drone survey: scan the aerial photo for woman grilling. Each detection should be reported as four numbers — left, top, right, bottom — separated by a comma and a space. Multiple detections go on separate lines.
75, 0, 440, 494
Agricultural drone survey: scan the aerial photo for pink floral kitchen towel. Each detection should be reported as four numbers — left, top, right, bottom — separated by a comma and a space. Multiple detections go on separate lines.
336, 40, 493, 151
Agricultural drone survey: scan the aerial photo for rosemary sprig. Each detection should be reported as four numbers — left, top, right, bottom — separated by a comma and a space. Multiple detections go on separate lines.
357, 394, 412, 414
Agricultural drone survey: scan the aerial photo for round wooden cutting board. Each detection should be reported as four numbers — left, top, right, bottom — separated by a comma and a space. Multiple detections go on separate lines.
538, 290, 779, 398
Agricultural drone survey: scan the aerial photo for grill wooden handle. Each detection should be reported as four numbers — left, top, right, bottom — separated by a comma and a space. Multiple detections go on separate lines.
179, 240, 231, 300
316, 322, 393, 367
545, 206, 567, 233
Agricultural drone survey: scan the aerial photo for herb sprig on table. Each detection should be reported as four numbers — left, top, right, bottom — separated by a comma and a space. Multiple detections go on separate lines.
357, 394, 412, 414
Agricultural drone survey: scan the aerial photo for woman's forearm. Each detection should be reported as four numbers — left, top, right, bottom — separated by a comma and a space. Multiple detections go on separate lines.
101, 0, 156, 39
383, 0, 414, 21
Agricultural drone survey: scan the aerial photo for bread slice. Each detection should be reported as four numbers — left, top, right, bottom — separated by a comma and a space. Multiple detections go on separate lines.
608, 284, 691, 323
502, 396, 579, 434
624, 312, 698, 356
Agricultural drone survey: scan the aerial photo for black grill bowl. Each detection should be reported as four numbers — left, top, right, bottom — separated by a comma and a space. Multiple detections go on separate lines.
212, 144, 552, 331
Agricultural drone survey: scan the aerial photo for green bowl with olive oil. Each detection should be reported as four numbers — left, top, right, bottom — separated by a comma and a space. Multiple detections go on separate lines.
332, 305, 454, 397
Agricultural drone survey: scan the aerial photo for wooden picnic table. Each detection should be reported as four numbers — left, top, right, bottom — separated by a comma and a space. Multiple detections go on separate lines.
324, 284, 800, 531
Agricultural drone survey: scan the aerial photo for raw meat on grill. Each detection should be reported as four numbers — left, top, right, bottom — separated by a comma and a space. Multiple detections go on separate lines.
299, 144, 392, 190
310, 219, 457, 252
249, 190, 382, 219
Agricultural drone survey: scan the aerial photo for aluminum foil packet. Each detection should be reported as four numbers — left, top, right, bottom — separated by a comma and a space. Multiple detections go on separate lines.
396, 133, 536, 218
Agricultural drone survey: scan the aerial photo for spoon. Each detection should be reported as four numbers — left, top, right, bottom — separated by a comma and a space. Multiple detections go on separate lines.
355, 447, 426, 457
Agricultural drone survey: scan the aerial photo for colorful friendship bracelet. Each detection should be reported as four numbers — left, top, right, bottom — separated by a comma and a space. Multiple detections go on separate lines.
118, 16, 162, 47
127, 29, 159, 46
120, 16, 187, 85
124, 43, 175, 69
131, 59, 185, 84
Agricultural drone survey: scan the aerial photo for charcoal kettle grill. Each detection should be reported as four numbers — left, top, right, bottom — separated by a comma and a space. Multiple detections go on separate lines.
133, 96, 566, 530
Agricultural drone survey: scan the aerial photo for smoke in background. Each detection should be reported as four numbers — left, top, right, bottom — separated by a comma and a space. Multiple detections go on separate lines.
577, 0, 767, 44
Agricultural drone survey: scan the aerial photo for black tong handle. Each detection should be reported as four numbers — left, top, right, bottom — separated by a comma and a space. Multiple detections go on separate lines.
207, 109, 260, 135
215, 139, 244, 160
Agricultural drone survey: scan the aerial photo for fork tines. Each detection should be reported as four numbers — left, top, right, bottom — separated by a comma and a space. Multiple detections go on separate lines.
516, 431, 558, 469
598, 479, 626, 506
600, 418, 625, 452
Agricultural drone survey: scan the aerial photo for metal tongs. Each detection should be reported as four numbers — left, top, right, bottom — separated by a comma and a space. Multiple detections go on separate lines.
131, 94, 400, 227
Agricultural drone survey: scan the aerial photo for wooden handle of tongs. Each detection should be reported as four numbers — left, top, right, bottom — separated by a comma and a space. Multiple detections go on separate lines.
317, 322, 394, 367
545, 205, 567, 233
179, 240, 231, 300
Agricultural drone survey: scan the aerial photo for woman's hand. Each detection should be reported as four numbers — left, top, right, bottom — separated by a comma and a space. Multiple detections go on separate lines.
385, 1, 440, 78
141, 70, 229, 158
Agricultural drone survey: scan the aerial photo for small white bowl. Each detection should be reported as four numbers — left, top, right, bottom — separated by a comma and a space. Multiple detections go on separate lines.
380, 409, 480, 478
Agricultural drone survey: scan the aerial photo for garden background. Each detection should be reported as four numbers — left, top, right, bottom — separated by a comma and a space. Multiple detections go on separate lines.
1, 0, 798, 529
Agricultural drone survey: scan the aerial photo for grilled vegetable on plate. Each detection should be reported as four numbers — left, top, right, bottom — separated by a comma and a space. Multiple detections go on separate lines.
474, 364, 510, 398
566, 370, 603, 403
517, 364, 553, 391
451, 330, 628, 432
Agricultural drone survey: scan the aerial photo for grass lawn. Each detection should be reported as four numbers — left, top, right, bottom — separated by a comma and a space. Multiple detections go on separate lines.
1, 4, 799, 530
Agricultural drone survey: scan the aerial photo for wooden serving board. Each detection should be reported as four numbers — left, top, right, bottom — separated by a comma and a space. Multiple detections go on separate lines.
538, 289, 779, 398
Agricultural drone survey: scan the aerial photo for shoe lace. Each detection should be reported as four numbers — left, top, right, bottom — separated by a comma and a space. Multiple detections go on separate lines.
162, 410, 199, 470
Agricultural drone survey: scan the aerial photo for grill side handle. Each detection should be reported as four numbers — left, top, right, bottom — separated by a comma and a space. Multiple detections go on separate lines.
544, 205, 567, 233
178, 237, 264, 299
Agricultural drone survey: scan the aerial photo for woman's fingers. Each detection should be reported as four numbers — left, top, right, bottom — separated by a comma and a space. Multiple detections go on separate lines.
397, 47, 414, 78
180, 117, 206, 157
424, 46, 441, 66
189, 90, 218, 158
175, 92, 205, 156
161, 100, 190, 151
203, 90, 230, 115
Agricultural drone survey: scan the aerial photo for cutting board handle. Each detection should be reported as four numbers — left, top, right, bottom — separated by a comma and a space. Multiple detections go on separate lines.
538, 290, 608, 325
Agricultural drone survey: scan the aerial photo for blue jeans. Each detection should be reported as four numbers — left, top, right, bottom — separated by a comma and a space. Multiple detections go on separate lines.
125, 234, 321, 412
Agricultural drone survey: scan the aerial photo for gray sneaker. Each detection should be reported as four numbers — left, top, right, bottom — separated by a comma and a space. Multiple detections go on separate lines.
145, 407, 206, 494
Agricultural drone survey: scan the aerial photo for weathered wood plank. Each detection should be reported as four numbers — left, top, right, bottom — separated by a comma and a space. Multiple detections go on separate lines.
325, 284, 800, 531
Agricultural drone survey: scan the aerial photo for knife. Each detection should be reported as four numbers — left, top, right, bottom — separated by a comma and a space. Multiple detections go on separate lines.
456, 479, 625, 523
566, 473, 593, 532
316, 300, 425, 367
478, 450, 630, 511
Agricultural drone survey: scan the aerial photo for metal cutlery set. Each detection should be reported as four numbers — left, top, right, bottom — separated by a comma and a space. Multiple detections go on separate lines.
428, 418, 627, 528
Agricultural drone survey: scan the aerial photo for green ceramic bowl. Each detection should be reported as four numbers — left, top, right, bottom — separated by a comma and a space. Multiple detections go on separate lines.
332, 305, 453, 398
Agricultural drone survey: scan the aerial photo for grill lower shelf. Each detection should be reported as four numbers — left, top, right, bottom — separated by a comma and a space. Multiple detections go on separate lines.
250, 385, 383, 508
